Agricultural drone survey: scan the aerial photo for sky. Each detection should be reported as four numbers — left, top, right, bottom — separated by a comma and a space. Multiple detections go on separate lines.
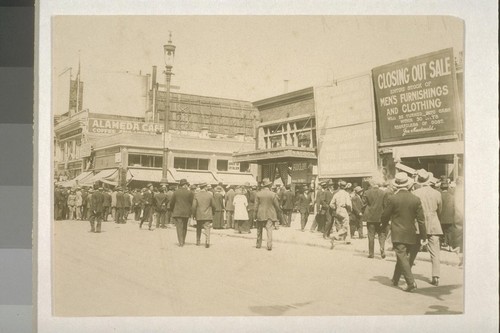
53, 15, 464, 103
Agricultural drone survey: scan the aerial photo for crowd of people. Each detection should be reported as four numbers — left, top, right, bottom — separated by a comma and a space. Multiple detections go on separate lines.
54, 169, 464, 290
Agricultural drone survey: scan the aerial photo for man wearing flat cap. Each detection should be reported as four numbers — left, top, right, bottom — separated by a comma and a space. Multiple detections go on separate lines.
381, 172, 427, 292
170, 179, 194, 247
412, 169, 443, 286
254, 178, 281, 250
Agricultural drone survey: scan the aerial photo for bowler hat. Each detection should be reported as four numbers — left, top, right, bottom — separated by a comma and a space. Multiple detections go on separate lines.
415, 169, 433, 185
392, 172, 414, 188
261, 178, 272, 187
179, 179, 189, 186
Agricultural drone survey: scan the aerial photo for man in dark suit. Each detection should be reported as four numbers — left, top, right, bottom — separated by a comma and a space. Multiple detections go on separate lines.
115, 187, 125, 224
192, 182, 216, 248
102, 189, 111, 221
281, 185, 295, 227
439, 181, 455, 250
381, 172, 427, 292
140, 184, 154, 230
364, 180, 388, 259
132, 189, 142, 221
255, 178, 281, 250
89, 187, 104, 233
170, 179, 194, 247
295, 186, 313, 231
154, 187, 168, 229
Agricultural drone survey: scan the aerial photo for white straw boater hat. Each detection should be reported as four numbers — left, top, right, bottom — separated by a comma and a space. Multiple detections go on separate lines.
415, 169, 433, 185
392, 172, 414, 189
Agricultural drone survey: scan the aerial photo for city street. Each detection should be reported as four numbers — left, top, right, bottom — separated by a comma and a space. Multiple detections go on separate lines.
53, 217, 463, 317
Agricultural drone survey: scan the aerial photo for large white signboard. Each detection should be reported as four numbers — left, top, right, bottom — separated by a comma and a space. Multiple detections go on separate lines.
314, 74, 378, 178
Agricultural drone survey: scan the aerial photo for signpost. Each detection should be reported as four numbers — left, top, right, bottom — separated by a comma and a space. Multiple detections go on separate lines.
372, 48, 460, 143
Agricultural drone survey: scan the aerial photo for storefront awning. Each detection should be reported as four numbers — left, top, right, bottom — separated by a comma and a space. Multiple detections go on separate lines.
128, 168, 169, 183
232, 147, 316, 163
215, 172, 257, 186
392, 141, 464, 160
85, 168, 118, 185
169, 169, 219, 185
58, 171, 94, 187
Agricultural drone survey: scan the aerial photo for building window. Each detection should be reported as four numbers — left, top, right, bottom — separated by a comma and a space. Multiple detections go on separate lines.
260, 117, 316, 149
174, 157, 209, 170
217, 160, 229, 171
239, 162, 250, 173
128, 154, 163, 168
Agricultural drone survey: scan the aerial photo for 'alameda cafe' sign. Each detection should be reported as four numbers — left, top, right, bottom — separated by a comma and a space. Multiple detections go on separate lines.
88, 118, 165, 135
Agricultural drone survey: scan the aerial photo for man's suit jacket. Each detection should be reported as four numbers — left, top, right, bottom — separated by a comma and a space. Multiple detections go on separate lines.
295, 192, 312, 214
141, 190, 153, 206
102, 192, 111, 207
381, 189, 426, 244
363, 187, 386, 222
91, 191, 104, 213
115, 191, 125, 208
255, 187, 281, 222
212, 192, 224, 212
192, 190, 215, 221
170, 187, 195, 218
439, 190, 455, 225
281, 190, 295, 210
225, 189, 236, 211
154, 192, 168, 211
413, 185, 443, 235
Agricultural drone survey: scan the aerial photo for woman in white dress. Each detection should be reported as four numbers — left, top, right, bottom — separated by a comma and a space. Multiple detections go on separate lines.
233, 187, 249, 233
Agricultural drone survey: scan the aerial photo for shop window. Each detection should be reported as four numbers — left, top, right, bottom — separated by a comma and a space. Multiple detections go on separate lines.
129, 154, 141, 166
217, 160, 229, 171
239, 162, 250, 173
298, 131, 312, 148
174, 157, 209, 170
153, 156, 163, 168
270, 135, 282, 148
128, 154, 163, 168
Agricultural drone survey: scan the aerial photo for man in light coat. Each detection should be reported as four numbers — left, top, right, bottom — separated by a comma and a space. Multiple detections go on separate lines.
329, 180, 352, 247
254, 178, 281, 251
412, 169, 443, 286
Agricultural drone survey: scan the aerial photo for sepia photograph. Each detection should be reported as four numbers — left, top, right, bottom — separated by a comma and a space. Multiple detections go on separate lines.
48, 14, 467, 318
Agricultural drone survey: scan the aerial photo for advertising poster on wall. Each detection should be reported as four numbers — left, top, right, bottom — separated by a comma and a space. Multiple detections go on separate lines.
314, 74, 378, 178
372, 48, 461, 143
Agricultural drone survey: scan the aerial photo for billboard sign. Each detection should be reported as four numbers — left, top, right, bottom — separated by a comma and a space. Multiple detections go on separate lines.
372, 48, 460, 142
314, 74, 378, 178
88, 118, 164, 135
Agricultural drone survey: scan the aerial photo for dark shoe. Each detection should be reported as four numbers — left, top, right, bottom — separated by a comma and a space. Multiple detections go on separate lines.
196, 241, 201, 246
256, 245, 261, 249
404, 282, 417, 292
267, 247, 272, 251
381, 251, 386, 259
391, 278, 399, 286
431, 277, 439, 286
139, 223, 143, 229
205, 243, 210, 248
368, 254, 374, 258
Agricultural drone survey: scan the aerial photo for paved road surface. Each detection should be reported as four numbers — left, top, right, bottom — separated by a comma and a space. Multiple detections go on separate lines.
53, 218, 463, 316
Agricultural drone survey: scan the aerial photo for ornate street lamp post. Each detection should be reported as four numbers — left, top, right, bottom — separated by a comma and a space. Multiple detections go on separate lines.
160, 33, 176, 185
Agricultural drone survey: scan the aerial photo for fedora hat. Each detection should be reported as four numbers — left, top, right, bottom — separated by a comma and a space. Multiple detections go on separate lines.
261, 178, 272, 187
198, 182, 207, 188
392, 172, 414, 188
354, 186, 363, 193
319, 181, 327, 187
415, 169, 433, 185
179, 179, 189, 186
338, 180, 347, 189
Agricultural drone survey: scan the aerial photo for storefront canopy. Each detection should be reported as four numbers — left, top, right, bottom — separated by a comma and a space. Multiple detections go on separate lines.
85, 168, 119, 186
128, 168, 168, 183
169, 169, 219, 185
215, 172, 257, 186
58, 171, 93, 188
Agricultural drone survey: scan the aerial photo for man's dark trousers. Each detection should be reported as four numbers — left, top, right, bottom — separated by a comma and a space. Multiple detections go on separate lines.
392, 242, 419, 285
174, 217, 189, 246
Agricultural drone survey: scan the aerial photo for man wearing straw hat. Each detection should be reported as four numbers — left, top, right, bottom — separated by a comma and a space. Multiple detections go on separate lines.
413, 169, 443, 287
381, 172, 427, 292
254, 178, 281, 251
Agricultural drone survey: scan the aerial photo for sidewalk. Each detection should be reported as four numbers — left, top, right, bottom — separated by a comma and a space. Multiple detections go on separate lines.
203, 218, 462, 267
